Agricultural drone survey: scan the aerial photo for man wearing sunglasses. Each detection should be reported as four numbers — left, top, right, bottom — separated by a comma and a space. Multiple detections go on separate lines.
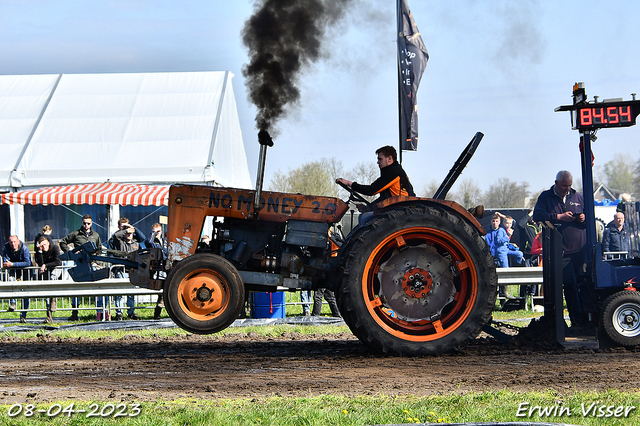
59, 214, 102, 321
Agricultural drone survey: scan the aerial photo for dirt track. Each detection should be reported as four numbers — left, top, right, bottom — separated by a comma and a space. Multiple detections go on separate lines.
1, 330, 640, 405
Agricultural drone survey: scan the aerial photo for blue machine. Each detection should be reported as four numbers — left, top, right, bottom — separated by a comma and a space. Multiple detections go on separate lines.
554, 83, 640, 347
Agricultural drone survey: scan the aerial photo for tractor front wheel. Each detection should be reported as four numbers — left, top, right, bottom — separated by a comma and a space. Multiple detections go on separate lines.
164, 253, 245, 334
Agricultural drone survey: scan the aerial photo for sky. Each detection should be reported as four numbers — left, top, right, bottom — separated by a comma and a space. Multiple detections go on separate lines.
1, 0, 639, 200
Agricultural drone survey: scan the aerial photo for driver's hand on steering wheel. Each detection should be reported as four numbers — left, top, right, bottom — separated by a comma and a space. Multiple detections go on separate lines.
336, 178, 352, 187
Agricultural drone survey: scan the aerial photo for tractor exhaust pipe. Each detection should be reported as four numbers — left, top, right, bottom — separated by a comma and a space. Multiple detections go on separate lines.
254, 130, 274, 218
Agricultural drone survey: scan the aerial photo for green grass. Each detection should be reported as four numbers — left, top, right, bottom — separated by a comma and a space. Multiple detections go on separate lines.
1, 391, 639, 425
0, 291, 336, 323
0, 319, 352, 340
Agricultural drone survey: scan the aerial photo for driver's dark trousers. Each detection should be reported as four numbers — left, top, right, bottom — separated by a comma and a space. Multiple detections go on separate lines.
312, 288, 341, 317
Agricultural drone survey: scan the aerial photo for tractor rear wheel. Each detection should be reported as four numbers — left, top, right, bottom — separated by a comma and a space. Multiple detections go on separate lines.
164, 253, 245, 334
601, 290, 640, 347
337, 205, 497, 356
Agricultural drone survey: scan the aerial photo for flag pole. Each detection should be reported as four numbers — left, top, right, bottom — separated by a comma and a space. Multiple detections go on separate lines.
396, 0, 403, 164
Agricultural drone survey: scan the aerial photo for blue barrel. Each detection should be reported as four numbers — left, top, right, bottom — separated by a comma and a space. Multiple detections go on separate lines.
251, 292, 286, 319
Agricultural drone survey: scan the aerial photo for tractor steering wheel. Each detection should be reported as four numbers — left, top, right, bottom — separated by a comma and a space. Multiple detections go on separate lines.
336, 180, 372, 208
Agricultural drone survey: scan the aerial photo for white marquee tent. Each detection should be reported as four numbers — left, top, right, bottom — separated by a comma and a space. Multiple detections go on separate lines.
0, 71, 253, 238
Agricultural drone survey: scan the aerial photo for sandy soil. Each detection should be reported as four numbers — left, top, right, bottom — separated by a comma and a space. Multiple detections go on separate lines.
1, 327, 639, 405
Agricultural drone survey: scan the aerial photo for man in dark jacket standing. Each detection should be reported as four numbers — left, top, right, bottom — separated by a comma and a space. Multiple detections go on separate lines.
59, 214, 102, 320
35, 236, 62, 323
533, 170, 587, 328
337, 145, 415, 202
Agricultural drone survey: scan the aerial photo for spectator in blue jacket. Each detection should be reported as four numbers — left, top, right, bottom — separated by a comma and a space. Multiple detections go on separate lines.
2, 235, 32, 322
602, 212, 630, 254
485, 213, 522, 298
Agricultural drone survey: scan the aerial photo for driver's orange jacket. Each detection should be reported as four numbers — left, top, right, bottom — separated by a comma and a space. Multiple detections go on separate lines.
351, 162, 415, 200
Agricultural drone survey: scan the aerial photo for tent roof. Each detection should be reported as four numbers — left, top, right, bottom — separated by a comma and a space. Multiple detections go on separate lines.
1, 183, 168, 206
0, 71, 252, 192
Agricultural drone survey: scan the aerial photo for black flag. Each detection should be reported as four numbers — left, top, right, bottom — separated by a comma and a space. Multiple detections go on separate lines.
397, 0, 428, 151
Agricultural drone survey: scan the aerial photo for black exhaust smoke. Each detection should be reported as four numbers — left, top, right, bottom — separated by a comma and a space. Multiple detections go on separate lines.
242, 0, 353, 135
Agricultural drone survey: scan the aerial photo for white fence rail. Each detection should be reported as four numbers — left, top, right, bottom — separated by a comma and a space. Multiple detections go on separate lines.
496, 266, 543, 286
0, 265, 161, 315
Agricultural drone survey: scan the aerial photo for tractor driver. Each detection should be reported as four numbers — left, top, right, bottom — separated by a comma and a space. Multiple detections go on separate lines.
336, 145, 415, 205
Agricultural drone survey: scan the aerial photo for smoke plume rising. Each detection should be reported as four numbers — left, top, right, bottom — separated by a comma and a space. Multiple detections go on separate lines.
242, 0, 353, 135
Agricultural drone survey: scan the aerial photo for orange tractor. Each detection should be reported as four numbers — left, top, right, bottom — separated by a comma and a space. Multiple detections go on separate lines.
66, 131, 497, 356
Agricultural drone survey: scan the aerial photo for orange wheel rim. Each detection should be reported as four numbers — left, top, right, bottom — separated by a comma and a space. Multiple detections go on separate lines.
177, 268, 230, 321
362, 227, 478, 342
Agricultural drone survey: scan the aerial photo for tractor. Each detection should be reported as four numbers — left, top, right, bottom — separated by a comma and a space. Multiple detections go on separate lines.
64, 130, 498, 356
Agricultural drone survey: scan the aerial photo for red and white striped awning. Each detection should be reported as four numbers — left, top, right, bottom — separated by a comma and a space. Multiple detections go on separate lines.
1, 183, 169, 206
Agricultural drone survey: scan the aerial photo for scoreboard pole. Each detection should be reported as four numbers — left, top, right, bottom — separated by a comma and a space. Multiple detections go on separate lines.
579, 130, 597, 252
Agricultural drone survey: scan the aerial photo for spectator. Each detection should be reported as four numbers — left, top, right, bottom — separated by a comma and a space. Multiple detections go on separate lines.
501, 216, 525, 266
518, 210, 542, 296
603, 212, 630, 254
35, 235, 62, 323
60, 214, 102, 321
103, 218, 146, 320
300, 290, 312, 316
2, 235, 32, 322
108, 217, 146, 250
485, 214, 508, 298
34, 225, 53, 255
533, 170, 587, 328
485, 213, 522, 298
198, 235, 211, 252
518, 209, 542, 266
147, 223, 166, 319
312, 288, 341, 317
109, 223, 142, 320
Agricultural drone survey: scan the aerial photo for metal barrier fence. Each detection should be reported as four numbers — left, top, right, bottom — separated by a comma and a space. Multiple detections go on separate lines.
1, 265, 545, 318
0, 265, 161, 317
496, 266, 543, 287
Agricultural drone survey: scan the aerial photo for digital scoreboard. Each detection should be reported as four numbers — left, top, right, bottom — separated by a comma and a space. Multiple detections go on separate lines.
555, 83, 640, 131
577, 104, 635, 129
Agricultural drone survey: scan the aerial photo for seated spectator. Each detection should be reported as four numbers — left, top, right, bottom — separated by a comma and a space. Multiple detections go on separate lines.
501, 215, 524, 267
603, 212, 630, 255
518, 210, 542, 267
485, 213, 523, 299
35, 236, 62, 323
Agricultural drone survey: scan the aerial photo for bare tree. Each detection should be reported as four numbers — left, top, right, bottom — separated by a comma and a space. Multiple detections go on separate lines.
420, 179, 442, 198
344, 161, 379, 201
268, 157, 342, 197
603, 153, 634, 195
451, 178, 484, 209
484, 177, 530, 208
634, 157, 640, 198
